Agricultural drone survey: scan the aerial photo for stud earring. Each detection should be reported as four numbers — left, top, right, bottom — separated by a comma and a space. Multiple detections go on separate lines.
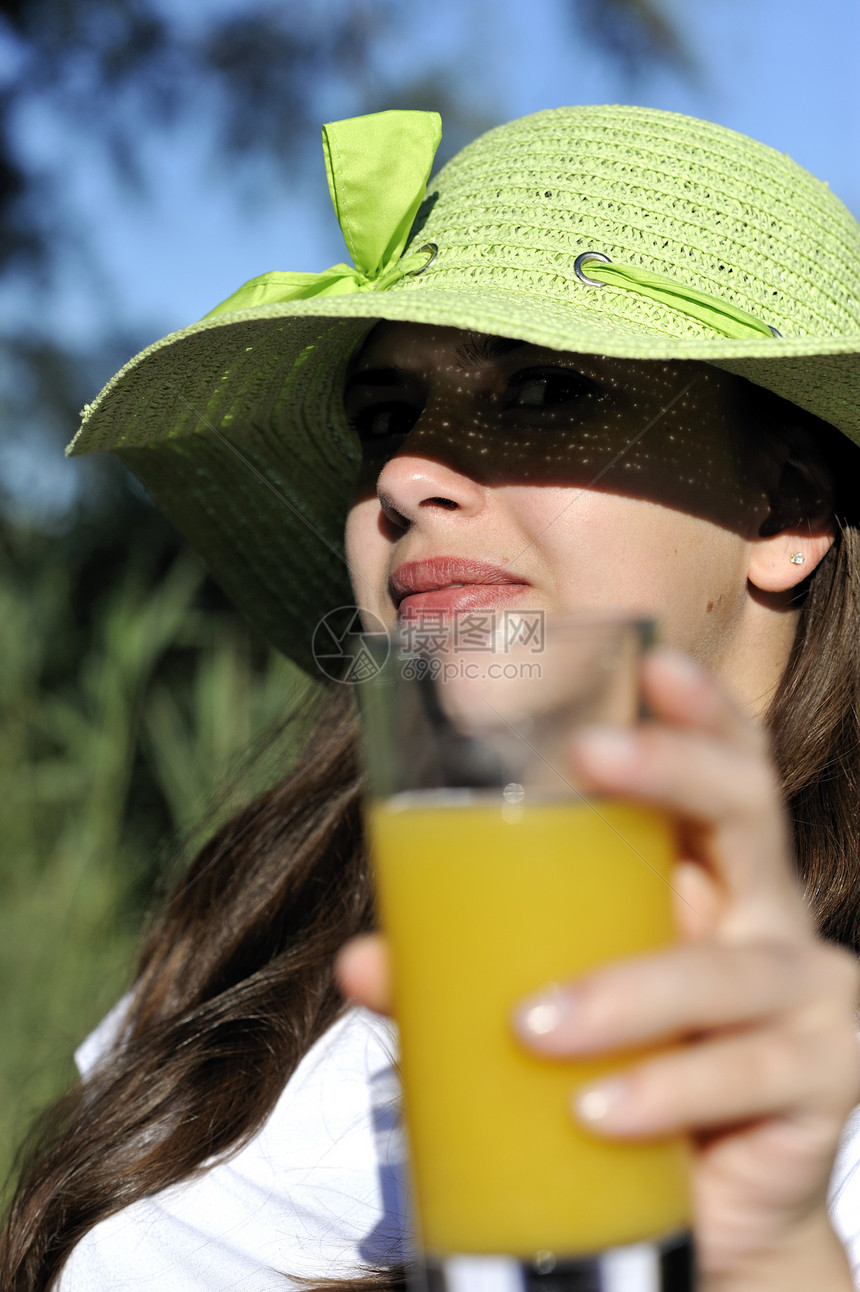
789, 552, 805, 566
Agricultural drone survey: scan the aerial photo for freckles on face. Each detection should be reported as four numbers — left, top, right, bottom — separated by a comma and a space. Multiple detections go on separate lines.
514, 482, 753, 660
342, 324, 772, 657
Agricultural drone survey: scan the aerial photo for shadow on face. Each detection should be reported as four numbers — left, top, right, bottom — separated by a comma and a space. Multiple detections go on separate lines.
343, 323, 801, 540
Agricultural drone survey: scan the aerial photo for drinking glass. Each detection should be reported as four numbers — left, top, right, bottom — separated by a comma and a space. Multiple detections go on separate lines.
357, 613, 694, 1292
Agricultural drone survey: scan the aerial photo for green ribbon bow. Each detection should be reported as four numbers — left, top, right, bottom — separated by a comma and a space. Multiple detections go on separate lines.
205, 110, 442, 317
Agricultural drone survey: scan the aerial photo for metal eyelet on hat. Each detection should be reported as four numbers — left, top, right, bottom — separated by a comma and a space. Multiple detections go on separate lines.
574, 248, 783, 338
574, 251, 612, 286
410, 243, 438, 275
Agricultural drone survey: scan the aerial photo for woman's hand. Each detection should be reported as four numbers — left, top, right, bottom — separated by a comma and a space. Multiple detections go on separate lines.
337, 650, 860, 1290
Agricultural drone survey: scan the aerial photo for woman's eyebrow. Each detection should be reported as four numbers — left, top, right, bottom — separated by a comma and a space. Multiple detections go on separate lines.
344, 336, 528, 392
455, 335, 527, 367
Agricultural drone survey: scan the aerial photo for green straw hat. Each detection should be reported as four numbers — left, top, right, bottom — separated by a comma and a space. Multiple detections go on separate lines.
69, 105, 860, 674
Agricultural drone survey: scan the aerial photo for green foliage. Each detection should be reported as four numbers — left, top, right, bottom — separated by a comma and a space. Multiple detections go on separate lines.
0, 525, 310, 1188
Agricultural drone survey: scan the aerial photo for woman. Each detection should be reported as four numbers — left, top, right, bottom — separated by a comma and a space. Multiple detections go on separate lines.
2, 105, 860, 1290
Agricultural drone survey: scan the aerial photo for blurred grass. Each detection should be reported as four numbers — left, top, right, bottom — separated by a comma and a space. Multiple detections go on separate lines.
0, 530, 311, 1191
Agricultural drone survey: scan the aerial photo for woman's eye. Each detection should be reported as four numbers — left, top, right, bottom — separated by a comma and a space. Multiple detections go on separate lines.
348, 401, 420, 448
507, 367, 596, 410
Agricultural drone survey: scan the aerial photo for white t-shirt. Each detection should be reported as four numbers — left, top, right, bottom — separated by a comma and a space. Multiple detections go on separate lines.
60, 1003, 860, 1290
59, 1006, 410, 1291
831, 1103, 860, 1286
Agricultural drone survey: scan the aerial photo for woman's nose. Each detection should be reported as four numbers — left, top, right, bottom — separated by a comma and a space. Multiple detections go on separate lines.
372, 397, 489, 529
374, 449, 487, 531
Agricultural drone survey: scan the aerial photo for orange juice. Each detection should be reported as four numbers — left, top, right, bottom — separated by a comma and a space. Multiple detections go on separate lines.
367, 794, 690, 1259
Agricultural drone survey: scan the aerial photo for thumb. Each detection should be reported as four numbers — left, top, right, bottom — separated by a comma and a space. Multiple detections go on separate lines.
335, 934, 393, 1015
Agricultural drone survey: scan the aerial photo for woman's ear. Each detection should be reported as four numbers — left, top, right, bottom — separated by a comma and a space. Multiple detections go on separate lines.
748, 528, 835, 592
747, 423, 836, 593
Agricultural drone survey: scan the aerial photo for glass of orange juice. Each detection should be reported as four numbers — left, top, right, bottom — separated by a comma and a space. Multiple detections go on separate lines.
357, 613, 694, 1292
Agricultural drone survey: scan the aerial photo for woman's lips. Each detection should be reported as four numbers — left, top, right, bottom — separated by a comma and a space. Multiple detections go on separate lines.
397, 584, 531, 618
390, 558, 530, 620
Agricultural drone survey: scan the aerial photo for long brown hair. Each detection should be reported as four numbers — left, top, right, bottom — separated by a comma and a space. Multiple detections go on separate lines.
768, 518, 860, 945
0, 686, 374, 1290
3, 404, 860, 1292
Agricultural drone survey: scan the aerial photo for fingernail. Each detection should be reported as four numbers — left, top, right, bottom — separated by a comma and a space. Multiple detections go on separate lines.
573, 726, 640, 773
574, 1077, 630, 1128
514, 986, 580, 1044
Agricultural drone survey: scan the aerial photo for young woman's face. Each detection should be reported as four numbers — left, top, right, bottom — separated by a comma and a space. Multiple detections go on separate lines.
343, 324, 795, 707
